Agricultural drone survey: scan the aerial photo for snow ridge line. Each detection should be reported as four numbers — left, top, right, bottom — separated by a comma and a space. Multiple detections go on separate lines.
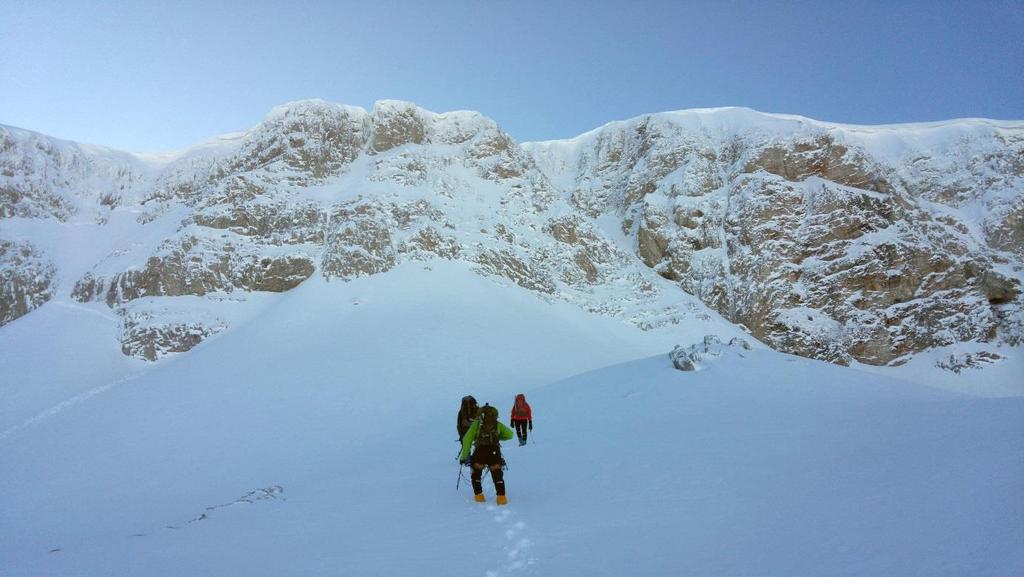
0, 370, 147, 444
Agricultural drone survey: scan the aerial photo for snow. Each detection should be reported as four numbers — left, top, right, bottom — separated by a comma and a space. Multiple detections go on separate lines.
2, 100, 1023, 575
2, 262, 1022, 577
644, 107, 1015, 150
855, 340, 1024, 399
0, 299, 140, 439
1, 207, 189, 295
523, 106, 1024, 182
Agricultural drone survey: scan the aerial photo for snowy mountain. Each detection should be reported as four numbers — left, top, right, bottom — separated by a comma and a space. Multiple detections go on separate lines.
1, 101, 1023, 575
2, 100, 1021, 387
526, 109, 1024, 368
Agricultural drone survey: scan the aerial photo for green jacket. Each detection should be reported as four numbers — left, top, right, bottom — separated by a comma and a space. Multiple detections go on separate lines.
459, 417, 514, 461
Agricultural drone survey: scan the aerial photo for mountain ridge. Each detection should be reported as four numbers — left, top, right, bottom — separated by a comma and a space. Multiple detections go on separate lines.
2, 99, 1021, 388
6, 100, 1024, 159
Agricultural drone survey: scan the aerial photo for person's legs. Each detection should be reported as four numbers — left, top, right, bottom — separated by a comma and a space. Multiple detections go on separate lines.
490, 463, 508, 504
471, 463, 485, 497
489, 464, 505, 496
514, 420, 527, 444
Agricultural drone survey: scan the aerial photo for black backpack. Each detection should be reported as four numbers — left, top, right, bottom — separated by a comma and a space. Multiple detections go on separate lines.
459, 396, 479, 427
475, 404, 500, 446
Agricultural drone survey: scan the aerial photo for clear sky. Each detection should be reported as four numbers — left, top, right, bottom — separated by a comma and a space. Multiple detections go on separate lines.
2, 0, 1022, 152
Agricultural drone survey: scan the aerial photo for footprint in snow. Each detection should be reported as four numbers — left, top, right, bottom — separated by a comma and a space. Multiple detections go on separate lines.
482, 506, 536, 576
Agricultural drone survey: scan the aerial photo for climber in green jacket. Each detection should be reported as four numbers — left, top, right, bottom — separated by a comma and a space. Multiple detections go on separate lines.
459, 403, 515, 505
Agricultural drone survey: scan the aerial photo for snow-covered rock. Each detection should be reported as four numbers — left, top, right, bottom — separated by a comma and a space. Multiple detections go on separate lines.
120, 308, 226, 361
934, 350, 1003, 374
0, 240, 56, 326
527, 109, 1024, 365
1, 102, 1021, 373
670, 334, 752, 371
72, 232, 316, 306
0, 125, 153, 222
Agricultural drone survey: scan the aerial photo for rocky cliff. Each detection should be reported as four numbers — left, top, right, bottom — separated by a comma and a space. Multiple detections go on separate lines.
527, 110, 1024, 366
1, 101, 1021, 369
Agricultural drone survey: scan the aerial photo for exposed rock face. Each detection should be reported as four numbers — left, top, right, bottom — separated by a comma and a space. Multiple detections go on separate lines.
404, 226, 460, 260
2, 102, 1021, 368
121, 316, 225, 361
252, 101, 370, 178
46, 100, 579, 362
72, 235, 315, 306
0, 240, 56, 326
321, 204, 397, 281
119, 304, 227, 361
987, 195, 1024, 260
528, 110, 1024, 366
474, 249, 557, 294
703, 176, 1011, 365
370, 100, 426, 153
743, 135, 893, 193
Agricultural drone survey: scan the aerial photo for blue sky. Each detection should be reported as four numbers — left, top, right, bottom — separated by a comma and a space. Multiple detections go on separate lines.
2, 0, 1021, 152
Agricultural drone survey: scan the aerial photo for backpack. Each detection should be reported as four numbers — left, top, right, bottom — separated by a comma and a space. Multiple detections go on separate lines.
475, 404, 500, 446
513, 394, 529, 419
458, 396, 479, 439
460, 396, 479, 419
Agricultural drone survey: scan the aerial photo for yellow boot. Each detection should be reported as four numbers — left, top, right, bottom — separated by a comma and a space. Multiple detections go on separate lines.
474, 493, 486, 503
496, 495, 508, 506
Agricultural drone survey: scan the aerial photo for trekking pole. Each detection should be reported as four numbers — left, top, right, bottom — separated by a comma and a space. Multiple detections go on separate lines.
456, 463, 463, 491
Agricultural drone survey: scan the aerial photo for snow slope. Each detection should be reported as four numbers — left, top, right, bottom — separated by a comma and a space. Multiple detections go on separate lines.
2, 262, 1021, 577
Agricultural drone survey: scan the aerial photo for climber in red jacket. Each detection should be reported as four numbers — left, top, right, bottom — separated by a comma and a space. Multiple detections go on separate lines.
509, 393, 533, 446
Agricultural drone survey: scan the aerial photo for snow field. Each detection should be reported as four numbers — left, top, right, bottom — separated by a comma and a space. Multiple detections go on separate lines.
1, 262, 1021, 577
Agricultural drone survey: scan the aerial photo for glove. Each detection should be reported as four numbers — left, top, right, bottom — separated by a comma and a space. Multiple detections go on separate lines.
460, 458, 472, 466
528, 421, 533, 430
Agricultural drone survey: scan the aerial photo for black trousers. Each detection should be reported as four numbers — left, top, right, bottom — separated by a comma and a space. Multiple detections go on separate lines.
470, 445, 506, 496
513, 419, 528, 443
471, 465, 505, 496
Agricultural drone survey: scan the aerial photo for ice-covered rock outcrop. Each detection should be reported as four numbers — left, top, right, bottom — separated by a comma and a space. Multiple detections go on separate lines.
2, 102, 1021, 367
0, 240, 56, 326
120, 307, 227, 361
670, 334, 752, 371
72, 233, 316, 306
528, 109, 1024, 365
1, 100, 690, 360
1, 124, 153, 221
